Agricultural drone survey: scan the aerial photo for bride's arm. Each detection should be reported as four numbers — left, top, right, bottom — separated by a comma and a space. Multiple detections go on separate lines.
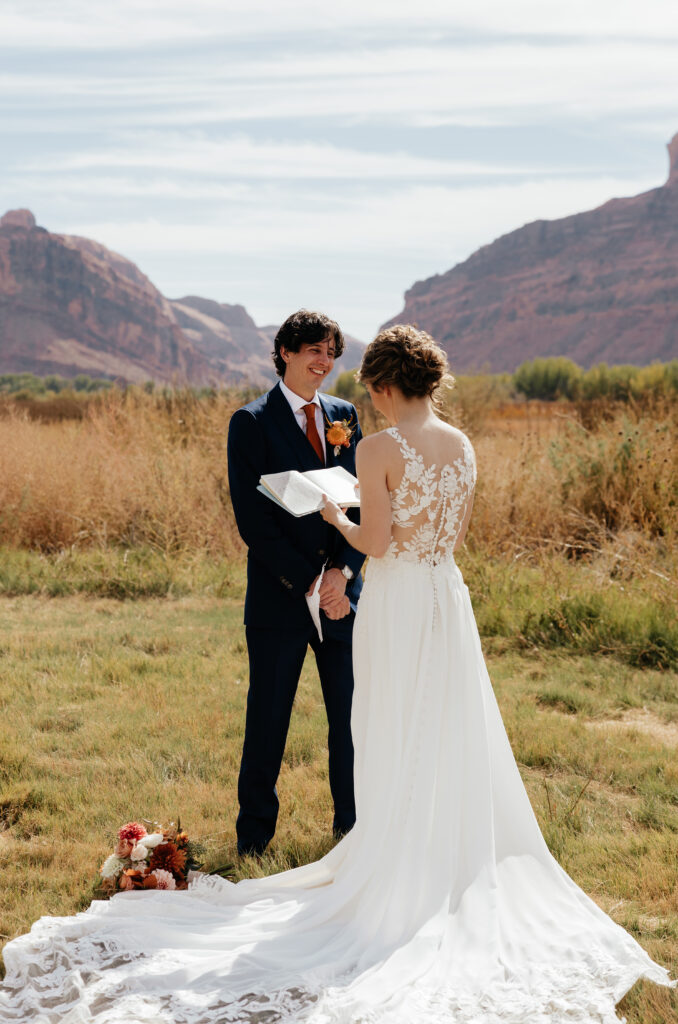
454, 494, 475, 551
320, 436, 392, 557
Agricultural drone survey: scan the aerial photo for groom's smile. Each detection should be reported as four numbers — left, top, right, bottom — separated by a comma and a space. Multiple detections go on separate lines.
281, 337, 336, 400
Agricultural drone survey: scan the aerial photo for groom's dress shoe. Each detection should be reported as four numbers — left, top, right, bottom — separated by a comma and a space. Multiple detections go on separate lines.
333, 822, 354, 841
237, 839, 270, 858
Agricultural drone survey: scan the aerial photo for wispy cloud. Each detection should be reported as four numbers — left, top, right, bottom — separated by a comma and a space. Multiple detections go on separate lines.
3, 1, 678, 48
3, 39, 677, 125
70, 174, 654, 258
22, 134, 554, 180
1, 0, 676, 338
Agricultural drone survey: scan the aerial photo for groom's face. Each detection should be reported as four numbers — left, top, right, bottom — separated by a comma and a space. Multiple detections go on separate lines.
281, 336, 336, 399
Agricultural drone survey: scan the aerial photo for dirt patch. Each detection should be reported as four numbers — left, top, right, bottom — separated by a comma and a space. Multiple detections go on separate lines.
586, 708, 678, 748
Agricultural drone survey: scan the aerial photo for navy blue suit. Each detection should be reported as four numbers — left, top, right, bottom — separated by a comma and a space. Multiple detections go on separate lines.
227, 382, 365, 852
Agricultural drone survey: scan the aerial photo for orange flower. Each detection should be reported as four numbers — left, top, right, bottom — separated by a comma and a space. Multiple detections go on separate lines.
119, 868, 147, 890
143, 874, 158, 889
149, 842, 187, 878
325, 417, 355, 452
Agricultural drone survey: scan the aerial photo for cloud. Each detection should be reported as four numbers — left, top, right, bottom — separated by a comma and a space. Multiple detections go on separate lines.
69, 173, 654, 259
2, 37, 677, 130
2, 1, 677, 340
22, 134, 555, 181
3, 1, 678, 49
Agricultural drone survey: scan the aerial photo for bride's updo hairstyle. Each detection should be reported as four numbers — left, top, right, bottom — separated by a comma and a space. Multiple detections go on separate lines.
357, 324, 454, 401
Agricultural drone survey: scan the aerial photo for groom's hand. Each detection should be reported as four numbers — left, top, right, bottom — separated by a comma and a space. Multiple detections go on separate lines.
323, 595, 351, 620
318, 568, 350, 619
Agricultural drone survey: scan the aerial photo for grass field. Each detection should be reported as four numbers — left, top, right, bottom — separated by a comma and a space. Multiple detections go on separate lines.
0, 563, 676, 1022
0, 387, 676, 1019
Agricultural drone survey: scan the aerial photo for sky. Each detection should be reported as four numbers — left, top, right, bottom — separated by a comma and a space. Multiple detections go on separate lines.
2, 1, 678, 342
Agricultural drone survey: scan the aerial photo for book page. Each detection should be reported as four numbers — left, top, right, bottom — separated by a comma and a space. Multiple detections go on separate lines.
259, 470, 324, 516
303, 467, 360, 507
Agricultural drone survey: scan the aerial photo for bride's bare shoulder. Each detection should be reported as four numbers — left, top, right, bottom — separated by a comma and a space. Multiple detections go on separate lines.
356, 428, 397, 450
437, 421, 473, 446
356, 429, 402, 468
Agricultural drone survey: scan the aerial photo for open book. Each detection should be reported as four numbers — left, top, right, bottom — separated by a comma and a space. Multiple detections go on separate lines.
258, 466, 360, 518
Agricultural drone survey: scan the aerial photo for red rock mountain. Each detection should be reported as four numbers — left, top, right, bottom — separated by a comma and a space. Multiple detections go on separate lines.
169, 297, 277, 387
0, 210, 211, 383
383, 133, 678, 371
0, 210, 364, 385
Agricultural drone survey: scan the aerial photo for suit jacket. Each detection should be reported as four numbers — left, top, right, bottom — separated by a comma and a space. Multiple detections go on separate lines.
227, 382, 365, 637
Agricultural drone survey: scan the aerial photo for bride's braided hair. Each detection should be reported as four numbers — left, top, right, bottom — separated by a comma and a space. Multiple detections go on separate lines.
357, 324, 454, 399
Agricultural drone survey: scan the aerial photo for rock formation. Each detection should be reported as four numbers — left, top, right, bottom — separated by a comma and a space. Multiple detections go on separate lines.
169, 297, 277, 388
383, 133, 678, 371
0, 210, 211, 383
0, 210, 366, 386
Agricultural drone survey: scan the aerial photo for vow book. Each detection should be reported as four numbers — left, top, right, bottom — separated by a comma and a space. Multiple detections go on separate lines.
258, 466, 360, 518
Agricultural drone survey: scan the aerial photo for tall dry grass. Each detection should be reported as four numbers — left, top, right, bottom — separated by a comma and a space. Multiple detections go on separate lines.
0, 390, 242, 555
469, 402, 677, 558
0, 388, 675, 570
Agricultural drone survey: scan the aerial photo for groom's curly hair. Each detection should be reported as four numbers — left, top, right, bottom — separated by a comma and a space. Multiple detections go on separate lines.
273, 309, 345, 377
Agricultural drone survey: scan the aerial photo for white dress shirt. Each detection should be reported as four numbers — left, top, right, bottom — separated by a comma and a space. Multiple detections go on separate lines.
279, 379, 327, 460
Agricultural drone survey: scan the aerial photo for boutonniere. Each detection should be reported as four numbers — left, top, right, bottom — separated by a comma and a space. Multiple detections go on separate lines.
325, 414, 356, 457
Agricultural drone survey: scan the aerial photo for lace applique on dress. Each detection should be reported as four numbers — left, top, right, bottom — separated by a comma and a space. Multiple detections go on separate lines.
386, 426, 477, 566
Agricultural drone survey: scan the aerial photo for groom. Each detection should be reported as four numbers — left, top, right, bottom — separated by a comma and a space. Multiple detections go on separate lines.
227, 309, 365, 856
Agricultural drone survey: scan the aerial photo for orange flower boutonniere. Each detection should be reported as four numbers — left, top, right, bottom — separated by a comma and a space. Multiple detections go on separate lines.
325, 415, 356, 457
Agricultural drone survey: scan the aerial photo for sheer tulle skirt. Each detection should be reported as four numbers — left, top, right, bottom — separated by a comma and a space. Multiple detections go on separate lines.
0, 557, 673, 1023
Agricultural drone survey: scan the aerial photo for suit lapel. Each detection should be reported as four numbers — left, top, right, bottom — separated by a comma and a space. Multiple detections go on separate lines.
318, 394, 335, 467
267, 382, 325, 471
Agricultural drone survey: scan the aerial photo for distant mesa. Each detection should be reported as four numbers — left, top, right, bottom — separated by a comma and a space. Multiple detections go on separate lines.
382, 132, 678, 372
0, 208, 36, 230
0, 205, 36, 228
0, 210, 210, 384
0, 210, 364, 386
668, 132, 678, 186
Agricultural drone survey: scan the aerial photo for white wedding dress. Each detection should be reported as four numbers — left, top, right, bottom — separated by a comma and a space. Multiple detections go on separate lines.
1, 426, 673, 1024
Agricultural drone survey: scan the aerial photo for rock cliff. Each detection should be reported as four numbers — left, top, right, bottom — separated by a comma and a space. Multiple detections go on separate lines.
0, 210, 365, 386
383, 133, 678, 371
0, 210, 212, 383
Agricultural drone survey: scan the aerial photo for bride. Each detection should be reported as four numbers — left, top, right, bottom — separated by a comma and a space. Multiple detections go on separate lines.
1, 326, 674, 1023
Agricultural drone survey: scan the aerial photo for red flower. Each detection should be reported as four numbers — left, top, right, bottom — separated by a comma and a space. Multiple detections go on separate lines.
117, 821, 148, 845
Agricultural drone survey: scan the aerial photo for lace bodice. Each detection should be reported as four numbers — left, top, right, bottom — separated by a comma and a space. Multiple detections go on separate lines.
386, 426, 477, 565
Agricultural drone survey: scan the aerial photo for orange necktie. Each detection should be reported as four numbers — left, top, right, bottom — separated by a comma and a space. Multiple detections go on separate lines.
302, 403, 325, 464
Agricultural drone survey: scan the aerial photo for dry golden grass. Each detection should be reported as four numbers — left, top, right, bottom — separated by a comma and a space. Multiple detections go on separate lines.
0, 387, 675, 564
0, 390, 243, 554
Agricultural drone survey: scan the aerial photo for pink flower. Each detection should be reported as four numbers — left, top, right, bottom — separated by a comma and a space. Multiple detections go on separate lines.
151, 869, 176, 890
115, 839, 134, 858
118, 822, 148, 845
118, 873, 136, 891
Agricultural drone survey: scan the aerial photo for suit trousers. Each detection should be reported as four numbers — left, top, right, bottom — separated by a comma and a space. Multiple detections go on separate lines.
237, 622, 356, 853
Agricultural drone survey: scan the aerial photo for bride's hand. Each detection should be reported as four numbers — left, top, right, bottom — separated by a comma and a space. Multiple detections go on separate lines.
320, 494, 343, 526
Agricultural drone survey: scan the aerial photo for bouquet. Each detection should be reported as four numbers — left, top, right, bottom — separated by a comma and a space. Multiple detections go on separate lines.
99, 819, 203, 893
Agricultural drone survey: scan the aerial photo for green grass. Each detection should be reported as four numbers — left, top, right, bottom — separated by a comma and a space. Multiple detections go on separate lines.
0, 547, 245, 599
3, 545, 676, 670
460, 548, 678, 669
0, 565, 676, 1020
